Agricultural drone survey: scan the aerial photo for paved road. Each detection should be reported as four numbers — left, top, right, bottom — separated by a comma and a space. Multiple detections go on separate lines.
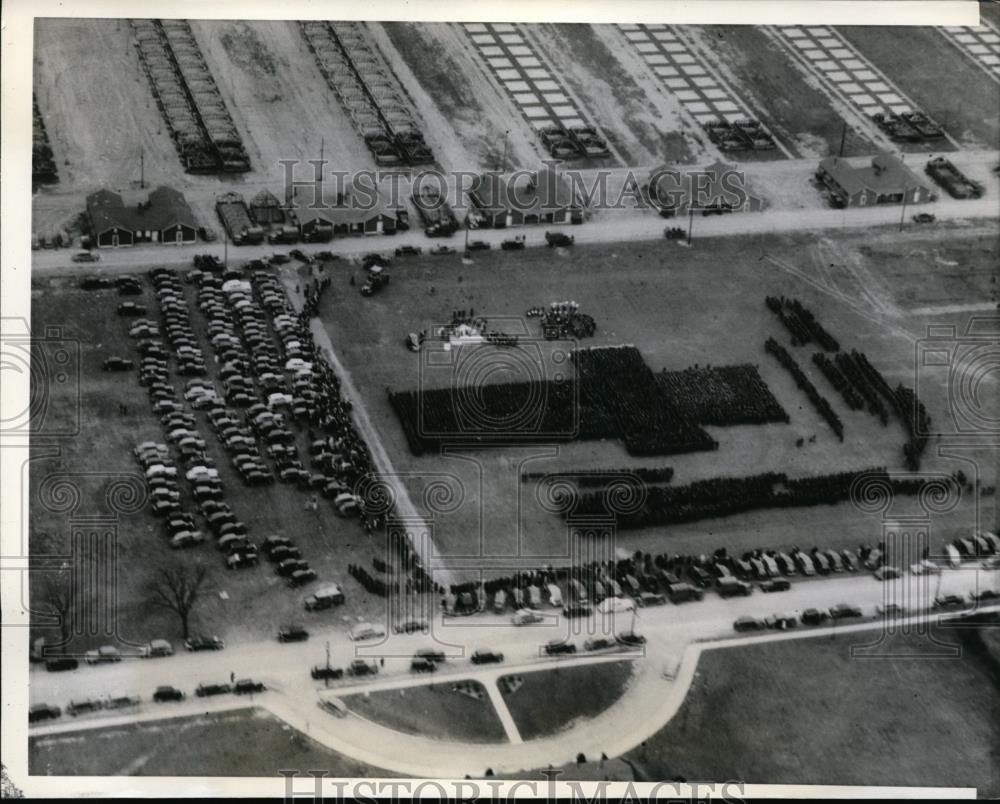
28, 562, 999, 776
28, 148, 1000, 276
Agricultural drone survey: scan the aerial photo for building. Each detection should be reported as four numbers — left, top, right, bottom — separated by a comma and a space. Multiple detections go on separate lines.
646, 160, 765, 215
816, 153, 932, 208
288, 189, 399, 241
468, 167, 581, 228
86, 186, 197, 248
249, 189, 286, 225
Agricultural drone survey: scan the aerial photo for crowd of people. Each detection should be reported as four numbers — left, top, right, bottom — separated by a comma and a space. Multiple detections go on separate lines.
656, 364, 789, 427
766, 337, 844, 441
766, 295, 840, 352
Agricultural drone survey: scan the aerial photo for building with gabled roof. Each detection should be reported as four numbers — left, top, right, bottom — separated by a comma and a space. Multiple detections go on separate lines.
86, 186, 197, 247
816, 153, 932, 208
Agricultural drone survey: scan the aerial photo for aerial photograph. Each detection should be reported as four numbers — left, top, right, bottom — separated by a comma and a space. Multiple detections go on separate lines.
5, 0, 1000, 797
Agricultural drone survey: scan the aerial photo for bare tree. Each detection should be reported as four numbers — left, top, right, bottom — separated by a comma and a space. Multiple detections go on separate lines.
147, 564, 209, 639
37, 568, 73, 649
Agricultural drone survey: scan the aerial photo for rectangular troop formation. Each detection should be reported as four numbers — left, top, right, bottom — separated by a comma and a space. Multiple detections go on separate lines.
772, 25, 945, 144
618, 24, 777, 152
300, 21, 434, 167
463, 22, 611, 160
130, 19, 251, 174
32, 93, 58, 184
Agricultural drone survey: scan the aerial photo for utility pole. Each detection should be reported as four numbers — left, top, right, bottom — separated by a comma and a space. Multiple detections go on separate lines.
319, 137, 325, 201
140, 146, 145, 190
501, 129, 510, 174
899, 192, 908, 232
463, 219, 470, 258
687, 206, 694, 244
838, 121, 847, 157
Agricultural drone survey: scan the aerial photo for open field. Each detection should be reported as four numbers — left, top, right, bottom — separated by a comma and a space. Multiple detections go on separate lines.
315, 223, 999, 563
623, 620, 1000, 793
28, 707, 395, 776
838, 25, 1000, 150
28, 273, 405, 652
692, 26, 881, 159
499, 661, 635, 740
342, 680, 507, 742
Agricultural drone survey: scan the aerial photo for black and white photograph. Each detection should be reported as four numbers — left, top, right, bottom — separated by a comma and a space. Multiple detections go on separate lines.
1, 0, 999, 798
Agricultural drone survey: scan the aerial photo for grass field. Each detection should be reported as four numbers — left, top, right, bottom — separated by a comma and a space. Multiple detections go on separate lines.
499, 661, 635, 740
315, 223, 998, 564
28, 707, 395, 776
624, 619, 1000, 793
341, 680, 507, 742
838, 25, 1000, 150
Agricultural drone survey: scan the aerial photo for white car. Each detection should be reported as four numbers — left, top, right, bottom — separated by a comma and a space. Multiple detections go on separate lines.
597, 597, 636, 615
170, 531, 204, 549
910, 560, 942, 576
349, 622, 386, 642
185, 466, 219, 481
511, 608, 544, 626
285, 359, 313, 372
145, 464, 177, 479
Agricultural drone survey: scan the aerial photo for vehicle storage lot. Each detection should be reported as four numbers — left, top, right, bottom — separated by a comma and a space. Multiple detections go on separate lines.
624, 621, 1000, 794
315, 224, 997, 563
28, 272, 399, 651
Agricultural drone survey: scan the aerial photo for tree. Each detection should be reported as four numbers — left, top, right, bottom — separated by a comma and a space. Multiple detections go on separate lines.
147, 564, 209, 639
37, 568, 73, 649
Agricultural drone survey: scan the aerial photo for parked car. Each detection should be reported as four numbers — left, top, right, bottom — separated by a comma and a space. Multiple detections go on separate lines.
185, 635, 224, 651
72, 251, 100, 263
562, 602, 593, 618
303, 585, 345, 611
876, 603, 906, 617
933, 594, 967, 611
347, 659, 378, 677
829, 603, 863, 619
143, 639, 174, 658
668, 583, 704, 603
152, 686, 185, 702
311, 665, 344, 681
763, 613, 798, 630
470, 649, 504, 664
287, 568, 318, 588
615, 631, 646, 647
717, 579, 752, 598
511, 608, 544, 625
801, 608, 829, 626
410, 656, 437, 673
29, 704, 62, 723
85, 645, 122, 665
393, 618, 429, 634
44, 657, 79, 672
873, 565, 902, 581
67, 698, 103, 716
233, 679, 265, 695
349, 620, 387, 642
195, 683, 232, 697
544, 640, 577, 655
583, 637, 616, 652
278, 624, 309, 643
414, 648, 446, 664
733, 616, 766, 632
759, 579, 791, 593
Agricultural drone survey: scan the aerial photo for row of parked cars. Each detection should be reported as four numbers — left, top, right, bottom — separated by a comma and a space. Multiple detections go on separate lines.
30, 679, 266, 723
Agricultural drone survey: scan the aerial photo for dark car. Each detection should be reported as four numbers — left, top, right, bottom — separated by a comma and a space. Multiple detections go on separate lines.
583, 637, 616, 652
470, 649, 504, 665
102, 357, 135, 372
562, 602, 593, 618
414, 648, 446, 663
801, 608, 829, 626
734, 616, 766, 632
393, 618, 429, 634
933, 594, 967, 611
233, 679, 265, 695
278, 624, 309, 643
615, 632, 646, 647
544, 640, 577, 656
276, 558, 309, 578
760, 579, 791, 593
195, 683, 232, 697
287, 568, 318, 588
347, 659, 378, 677
185, 635, 224, 651
410, 656, 437, 673
67, 699, 103, 716
688, 566, 714, 588
45, 657, 79, 672
466, 240, 491, 251
29, 704, 62, 723
829, 603, 863, 619
311, 665, 344, 681
153, 686, 185, 702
